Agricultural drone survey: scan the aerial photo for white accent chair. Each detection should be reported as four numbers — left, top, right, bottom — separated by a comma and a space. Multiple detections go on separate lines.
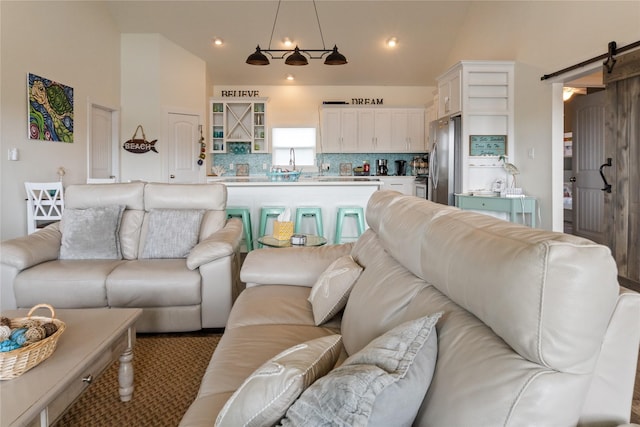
24, 182, 64, 234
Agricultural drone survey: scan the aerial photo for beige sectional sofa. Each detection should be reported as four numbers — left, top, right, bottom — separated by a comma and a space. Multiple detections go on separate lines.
0, 182, 243, 332
180, 190, 640, 426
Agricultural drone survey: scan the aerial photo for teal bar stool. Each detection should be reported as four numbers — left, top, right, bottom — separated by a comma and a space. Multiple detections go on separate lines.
226, 207, 253, 252
295, 207, 324, 237
334, 207, 366, 244
258, 206, 286, 247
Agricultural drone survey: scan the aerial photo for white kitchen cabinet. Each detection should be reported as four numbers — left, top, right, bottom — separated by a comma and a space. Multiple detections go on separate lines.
437, 67, 461, 118
210, 97, 268, 153
391, 108, 425, 152
321, 106, 425, 153
320, 108, 358, 153
358, 109, 393, 153
380, 176, 415, 195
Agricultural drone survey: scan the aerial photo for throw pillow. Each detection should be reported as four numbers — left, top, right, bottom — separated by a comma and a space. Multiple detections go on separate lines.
140, 209, 204, 259
308, 255, 363, 325
59, 205, 125, 260
280, 312, 442, 427
215, 334, 343, 427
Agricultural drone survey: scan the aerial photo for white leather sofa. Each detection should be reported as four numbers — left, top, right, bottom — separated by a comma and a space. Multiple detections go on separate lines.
0, 182, 243, 332
181, 190, 640, 426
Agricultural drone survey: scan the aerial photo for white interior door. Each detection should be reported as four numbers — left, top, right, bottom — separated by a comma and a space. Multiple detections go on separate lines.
572, 90, 606, 244
89, 103, 119, 181
167, 112, 203, 183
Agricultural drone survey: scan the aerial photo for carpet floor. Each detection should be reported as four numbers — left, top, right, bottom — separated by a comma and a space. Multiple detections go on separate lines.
53, 333, 221, 427
51, 332, 639, 426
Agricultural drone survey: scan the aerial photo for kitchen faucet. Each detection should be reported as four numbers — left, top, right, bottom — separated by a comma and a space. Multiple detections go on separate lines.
289, 148, 296, 171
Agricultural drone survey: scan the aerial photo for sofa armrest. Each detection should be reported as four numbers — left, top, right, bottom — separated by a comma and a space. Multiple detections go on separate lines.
0, 224, 61, 271
186, 218, 243, 270
240, 242, 354, 287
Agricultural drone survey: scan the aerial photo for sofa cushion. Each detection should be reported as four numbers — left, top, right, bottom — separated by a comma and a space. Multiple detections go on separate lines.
143, 183, 228, 240
342, 229, 429, 356
226, 285, 316, 330
14, 259, 123, 308
119, 210, 144, 260
140, 209, 204, 259
64, 182, 145, 210
308, 255, 362, 325
215, 334, 343, 427
105, 259, 201, 307
281, 312, 441, 427
59, 205, 124, 260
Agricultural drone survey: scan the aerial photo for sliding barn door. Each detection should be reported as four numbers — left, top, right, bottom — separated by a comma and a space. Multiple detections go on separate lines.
604, 49, 640, 290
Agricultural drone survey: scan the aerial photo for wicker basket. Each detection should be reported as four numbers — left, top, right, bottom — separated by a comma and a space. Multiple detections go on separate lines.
0, 304, 66, 380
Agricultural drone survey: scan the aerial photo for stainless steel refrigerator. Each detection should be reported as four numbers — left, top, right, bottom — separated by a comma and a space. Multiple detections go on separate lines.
429, 115, 462, 205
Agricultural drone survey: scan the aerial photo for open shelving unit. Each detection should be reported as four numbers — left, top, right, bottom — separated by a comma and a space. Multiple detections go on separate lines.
210, 97, 268, 154
437, 61, 514, 192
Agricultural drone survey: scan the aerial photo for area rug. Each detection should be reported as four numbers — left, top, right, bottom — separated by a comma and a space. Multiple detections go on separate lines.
53, 333, 221, 427
51, 331, 640, 425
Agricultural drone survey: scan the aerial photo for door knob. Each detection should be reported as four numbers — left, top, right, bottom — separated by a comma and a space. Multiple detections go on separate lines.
569, 177, 576, 183
170, 174, 175, 179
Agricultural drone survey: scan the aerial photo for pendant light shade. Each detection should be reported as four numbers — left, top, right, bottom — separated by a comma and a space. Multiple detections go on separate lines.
284, 46, 309, 66
246, 46, 270, 65
324, 45, 348, 65
246, 0, 347, 67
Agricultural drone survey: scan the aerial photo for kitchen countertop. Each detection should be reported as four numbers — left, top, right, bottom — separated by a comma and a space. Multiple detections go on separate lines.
206, 176, 386, 186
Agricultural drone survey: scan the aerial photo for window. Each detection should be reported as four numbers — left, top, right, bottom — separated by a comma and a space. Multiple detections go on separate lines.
272, 128, 317, 172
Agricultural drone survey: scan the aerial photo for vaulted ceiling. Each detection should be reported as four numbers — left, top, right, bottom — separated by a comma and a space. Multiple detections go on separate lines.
105, 1, 474, 86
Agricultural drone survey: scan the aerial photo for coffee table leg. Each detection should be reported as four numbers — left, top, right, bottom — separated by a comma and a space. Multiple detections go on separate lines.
118, 329, 135, 402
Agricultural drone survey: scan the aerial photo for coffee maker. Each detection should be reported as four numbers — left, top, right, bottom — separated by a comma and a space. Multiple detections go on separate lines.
376, 159, 388, 176
394, 160, 407, 176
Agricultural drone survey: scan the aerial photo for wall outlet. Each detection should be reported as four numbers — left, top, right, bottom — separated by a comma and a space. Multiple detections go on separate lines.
229, 163, 234, 170
263, 163, 267, 170
321, 163, 330, 171
527, 147, 535, 159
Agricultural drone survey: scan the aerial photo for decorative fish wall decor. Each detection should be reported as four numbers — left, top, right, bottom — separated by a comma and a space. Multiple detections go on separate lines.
123, 125, 158, 154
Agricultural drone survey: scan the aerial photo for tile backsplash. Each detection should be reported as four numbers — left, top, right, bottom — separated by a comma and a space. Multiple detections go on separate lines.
211, 152, 425, 177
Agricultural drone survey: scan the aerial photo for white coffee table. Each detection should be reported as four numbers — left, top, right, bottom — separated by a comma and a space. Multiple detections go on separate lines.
0, 307, 142, 427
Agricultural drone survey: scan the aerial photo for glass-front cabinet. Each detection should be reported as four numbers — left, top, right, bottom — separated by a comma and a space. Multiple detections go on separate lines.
210, 97, 268, 154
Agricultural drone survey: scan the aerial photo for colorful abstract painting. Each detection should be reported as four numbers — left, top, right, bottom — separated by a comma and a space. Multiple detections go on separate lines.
28, 73, 74, 142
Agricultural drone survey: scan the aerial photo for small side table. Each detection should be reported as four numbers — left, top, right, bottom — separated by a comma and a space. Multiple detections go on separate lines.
257, 234, 328, 248
455, 194, 537, 227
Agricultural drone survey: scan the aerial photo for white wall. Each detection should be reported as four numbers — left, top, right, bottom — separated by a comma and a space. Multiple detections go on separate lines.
2, 1, 638, 236
213, 85, 433, 129
0, 1, 121, 240
120, 34, 207, 183
445, 1, 640, 229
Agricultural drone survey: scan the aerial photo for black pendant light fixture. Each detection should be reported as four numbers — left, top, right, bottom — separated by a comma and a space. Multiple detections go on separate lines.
246, 0, 347, 66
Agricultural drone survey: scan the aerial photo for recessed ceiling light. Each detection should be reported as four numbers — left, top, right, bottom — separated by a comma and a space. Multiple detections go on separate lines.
283, 37, 294, 48
286, 74, 295, 81
386, 37, 398, 48
213, 37, 224, 46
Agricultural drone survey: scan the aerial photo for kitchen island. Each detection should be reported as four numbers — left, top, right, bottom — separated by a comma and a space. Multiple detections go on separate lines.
207, 176, 383, 245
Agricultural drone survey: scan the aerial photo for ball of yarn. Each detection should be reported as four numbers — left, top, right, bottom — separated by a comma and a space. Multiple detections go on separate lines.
0, 339, 20, 352
23, 319, 41, 329
0, 316, 11, 327
0, 325, 11, 341
10, 328, 28, 346
42, 322, 58, 337
25, 326, 46, 343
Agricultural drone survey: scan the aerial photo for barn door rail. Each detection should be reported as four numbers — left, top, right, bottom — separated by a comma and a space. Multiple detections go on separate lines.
540, 40, 640, 81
